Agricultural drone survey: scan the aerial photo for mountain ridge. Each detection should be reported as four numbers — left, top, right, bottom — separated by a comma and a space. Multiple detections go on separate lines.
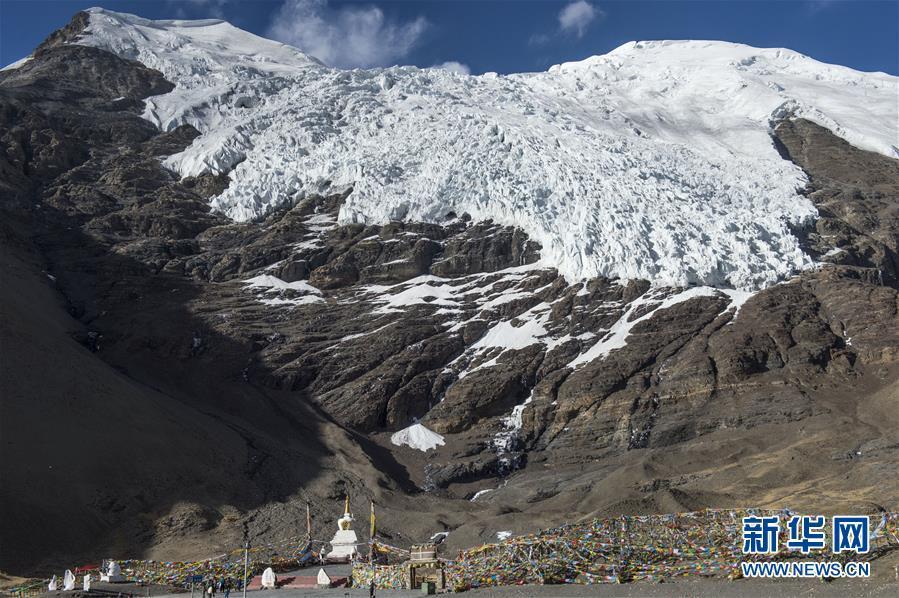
1, 10, 897, 576
61, 8, 898, 289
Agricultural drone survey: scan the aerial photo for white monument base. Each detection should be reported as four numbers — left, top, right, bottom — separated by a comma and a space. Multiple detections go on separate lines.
316, 568, 331, 589
325, 529, 358, 562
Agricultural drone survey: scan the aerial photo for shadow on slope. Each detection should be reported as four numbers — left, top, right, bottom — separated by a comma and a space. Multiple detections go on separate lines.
0, 27, 397, 575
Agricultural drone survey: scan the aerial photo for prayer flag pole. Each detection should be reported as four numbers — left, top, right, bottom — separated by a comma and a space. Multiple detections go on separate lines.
241, 540, 249, 598
370, 500, 376, 569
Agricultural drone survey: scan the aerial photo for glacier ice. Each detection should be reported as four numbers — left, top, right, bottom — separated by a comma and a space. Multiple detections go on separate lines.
77, 8, 898, 290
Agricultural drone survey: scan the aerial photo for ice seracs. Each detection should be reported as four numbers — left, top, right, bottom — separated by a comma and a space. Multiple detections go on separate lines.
76, 9, 898, 291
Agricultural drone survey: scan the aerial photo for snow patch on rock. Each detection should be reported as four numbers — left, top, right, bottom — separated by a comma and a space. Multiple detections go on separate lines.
244, 274, 322, 294
1, 55, 32, 71
390, 423, 446, 452
242, 274, 323, 306
568, 286, 755, 367
470, 489, 494, 502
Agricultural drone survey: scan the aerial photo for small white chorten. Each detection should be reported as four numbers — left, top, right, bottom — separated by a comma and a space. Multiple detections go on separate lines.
260, 567, 276, 589
100, 561, 124, 583
63, 570, 75, 591
325, 496, 358, 562
316, 568, 331, 588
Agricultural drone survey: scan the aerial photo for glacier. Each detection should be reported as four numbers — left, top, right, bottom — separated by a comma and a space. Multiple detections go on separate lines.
74, 8, 898, 290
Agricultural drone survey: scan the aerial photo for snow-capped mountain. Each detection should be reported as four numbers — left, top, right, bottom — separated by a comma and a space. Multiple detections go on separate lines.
3, 7, 898, 575
75, 7, 897, 290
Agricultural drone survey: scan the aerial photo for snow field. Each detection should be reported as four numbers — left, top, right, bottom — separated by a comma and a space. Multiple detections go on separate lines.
77, 9, 898, 291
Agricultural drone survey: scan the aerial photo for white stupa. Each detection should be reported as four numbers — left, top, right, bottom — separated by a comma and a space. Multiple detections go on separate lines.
100, 561, 124, 583
260, 567, 276, 589
325, 496, 358, 562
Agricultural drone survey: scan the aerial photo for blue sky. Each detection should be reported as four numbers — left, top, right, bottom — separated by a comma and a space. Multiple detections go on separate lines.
2, 1, 897, 75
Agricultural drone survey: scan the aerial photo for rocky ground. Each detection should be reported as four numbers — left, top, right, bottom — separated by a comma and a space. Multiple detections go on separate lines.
1, 14, 897, 577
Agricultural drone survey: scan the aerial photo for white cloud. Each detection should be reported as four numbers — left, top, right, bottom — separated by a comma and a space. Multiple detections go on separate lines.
433, 61, 470, 75
528, 33, 550, 47
558, 1, 601, 38
267, 0, 429, 68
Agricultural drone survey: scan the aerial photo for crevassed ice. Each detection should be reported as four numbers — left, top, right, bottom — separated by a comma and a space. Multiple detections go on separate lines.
78, 9, 899, 290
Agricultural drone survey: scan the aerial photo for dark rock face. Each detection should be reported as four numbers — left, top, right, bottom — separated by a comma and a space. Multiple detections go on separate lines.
1, 13, 897, 575
775, 119, 899, 286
